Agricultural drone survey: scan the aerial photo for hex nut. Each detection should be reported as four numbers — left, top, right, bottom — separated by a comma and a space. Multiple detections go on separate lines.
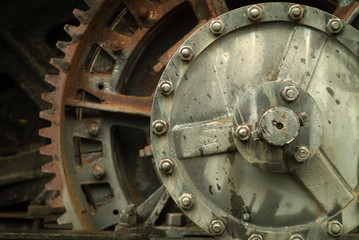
166, 213, 185, 226
281, 86, 299, 102
327, 220, 344, 237
294, 146, 311, 162
248, 234, 263, 240
159, 159, 175, 174
179, 46, 193, 61
288, 5, 304, 20
247, 5, 263, 21
327, 18, 343, 34
290, 234, 305, 240
179, 193, 195, 209
92, 164, 105, 179
235, 125, 251, 141
159, 80, 174, 96
152, 120, 168, 135
119, 205, 137, 227
209, 219, 226, 236
209, 19, 225, 35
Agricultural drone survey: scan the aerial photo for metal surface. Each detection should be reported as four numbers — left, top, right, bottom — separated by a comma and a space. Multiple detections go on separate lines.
151, 2, 359, 239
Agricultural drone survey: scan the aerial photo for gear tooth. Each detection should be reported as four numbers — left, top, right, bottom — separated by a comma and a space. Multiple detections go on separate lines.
40, 143, 54, 156
63, 24, 77, 37
39, 109, 54, 121
46, 178, 61, 191
56, 41, 71, 54
51, 195, 65, 208
57, 212, 71, 225
39, 127, 54, 139
44, 75, 60, 87
73, 9, 89, 23
41, 92, 54, 104
50, 58, 70, 73
42, 161, 56, 173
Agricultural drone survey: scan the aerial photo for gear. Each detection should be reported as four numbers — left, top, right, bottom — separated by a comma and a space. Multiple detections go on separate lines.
39, 0, 359, 235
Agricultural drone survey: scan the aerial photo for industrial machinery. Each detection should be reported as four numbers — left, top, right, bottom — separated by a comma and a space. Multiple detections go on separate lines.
0, 0, 358, 239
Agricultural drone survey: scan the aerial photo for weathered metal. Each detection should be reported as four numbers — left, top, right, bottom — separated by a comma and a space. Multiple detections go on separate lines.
151, 2, 359, 239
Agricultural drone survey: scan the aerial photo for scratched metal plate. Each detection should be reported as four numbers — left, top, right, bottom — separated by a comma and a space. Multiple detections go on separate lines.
151, 2, 359, 240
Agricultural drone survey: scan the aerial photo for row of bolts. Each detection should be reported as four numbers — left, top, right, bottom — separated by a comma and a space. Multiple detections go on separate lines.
88, 4, 344, 237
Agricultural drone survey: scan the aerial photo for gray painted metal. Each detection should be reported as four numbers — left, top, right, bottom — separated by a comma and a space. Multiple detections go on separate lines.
151, 2, 359, 239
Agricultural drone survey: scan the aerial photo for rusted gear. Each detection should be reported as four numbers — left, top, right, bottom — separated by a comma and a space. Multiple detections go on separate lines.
39, 0, 359, 232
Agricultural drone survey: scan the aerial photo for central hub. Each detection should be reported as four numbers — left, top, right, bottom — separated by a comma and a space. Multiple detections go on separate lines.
258, 106, 300, 146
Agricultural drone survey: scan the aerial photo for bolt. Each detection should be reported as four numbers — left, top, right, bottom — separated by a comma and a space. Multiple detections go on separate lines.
86, 121, 100, 136
242, 213, 250, 221
288, 5, 304, 20
166, 213, 185, 226
209, 19, 225, 35
111, 40, 125, 52
209, 219, 226, 236
247, 5, 263, 21
92, 164, 105, 179
159, 80, 174, 96
327, 18, 343, 34
294, 146, 311, 162
327, 220, 344, 237
152, 120, 168, 135
248, 234, 263, 240
179, 193, 195, 209
281, 86, 299, 102
179, 46, 193, 61
235, 125, 251, 141
138, 6, 149, 19
160, 159, 175, 174
290, 234, 305, 240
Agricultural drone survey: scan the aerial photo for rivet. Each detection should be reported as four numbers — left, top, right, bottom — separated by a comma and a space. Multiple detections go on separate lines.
209, 19, 225, 35
247, 5, 263, 21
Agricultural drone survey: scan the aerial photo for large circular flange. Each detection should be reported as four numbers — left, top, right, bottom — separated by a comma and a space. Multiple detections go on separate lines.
233, 81, 323, 173
151, 2, 359, 240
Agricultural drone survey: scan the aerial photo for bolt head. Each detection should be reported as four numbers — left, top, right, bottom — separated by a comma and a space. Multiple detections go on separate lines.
152, 120, 168, 135
209, 19, 225, 35
288, 5, 304, 20
179, 46, 193, 61
159, 159, 174, 174
327, 18, 343, 34
111, 40, 125, 52
92, 164, 105, 179
159, 80, 174, 96
235, 125, 251, 141
247, 5, 263, 21
281, 86, 299, 102
179, 193, 195, 209
209, 220, 226, 236
327, 220, 344, 237
294, 146, 311, 162
290, 234, 305, 240
248, 234, 263, 240
242, 213, 250, 221
87, 121, 100, 136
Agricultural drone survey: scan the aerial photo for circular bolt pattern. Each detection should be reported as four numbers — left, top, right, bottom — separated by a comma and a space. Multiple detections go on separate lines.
236, 125, 251, 141
294, 146, 311, 162
247, 5, 263, 21
288, 5, 304, 20
327, 18, 343, 34
179, 46, 193, 61
92, 164, 105, 179
290, 234, 305, 240
152, 120, 168, 135
159, 159, 175, 174
209, 19, 225, 35
327, 220, 344, 237
281, 86, 299, 102
179, 193, 195, 209
159, 80, 174, 96
87, 121, 100, 136
249, 234, 263, 240
209, 220, 226, 236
